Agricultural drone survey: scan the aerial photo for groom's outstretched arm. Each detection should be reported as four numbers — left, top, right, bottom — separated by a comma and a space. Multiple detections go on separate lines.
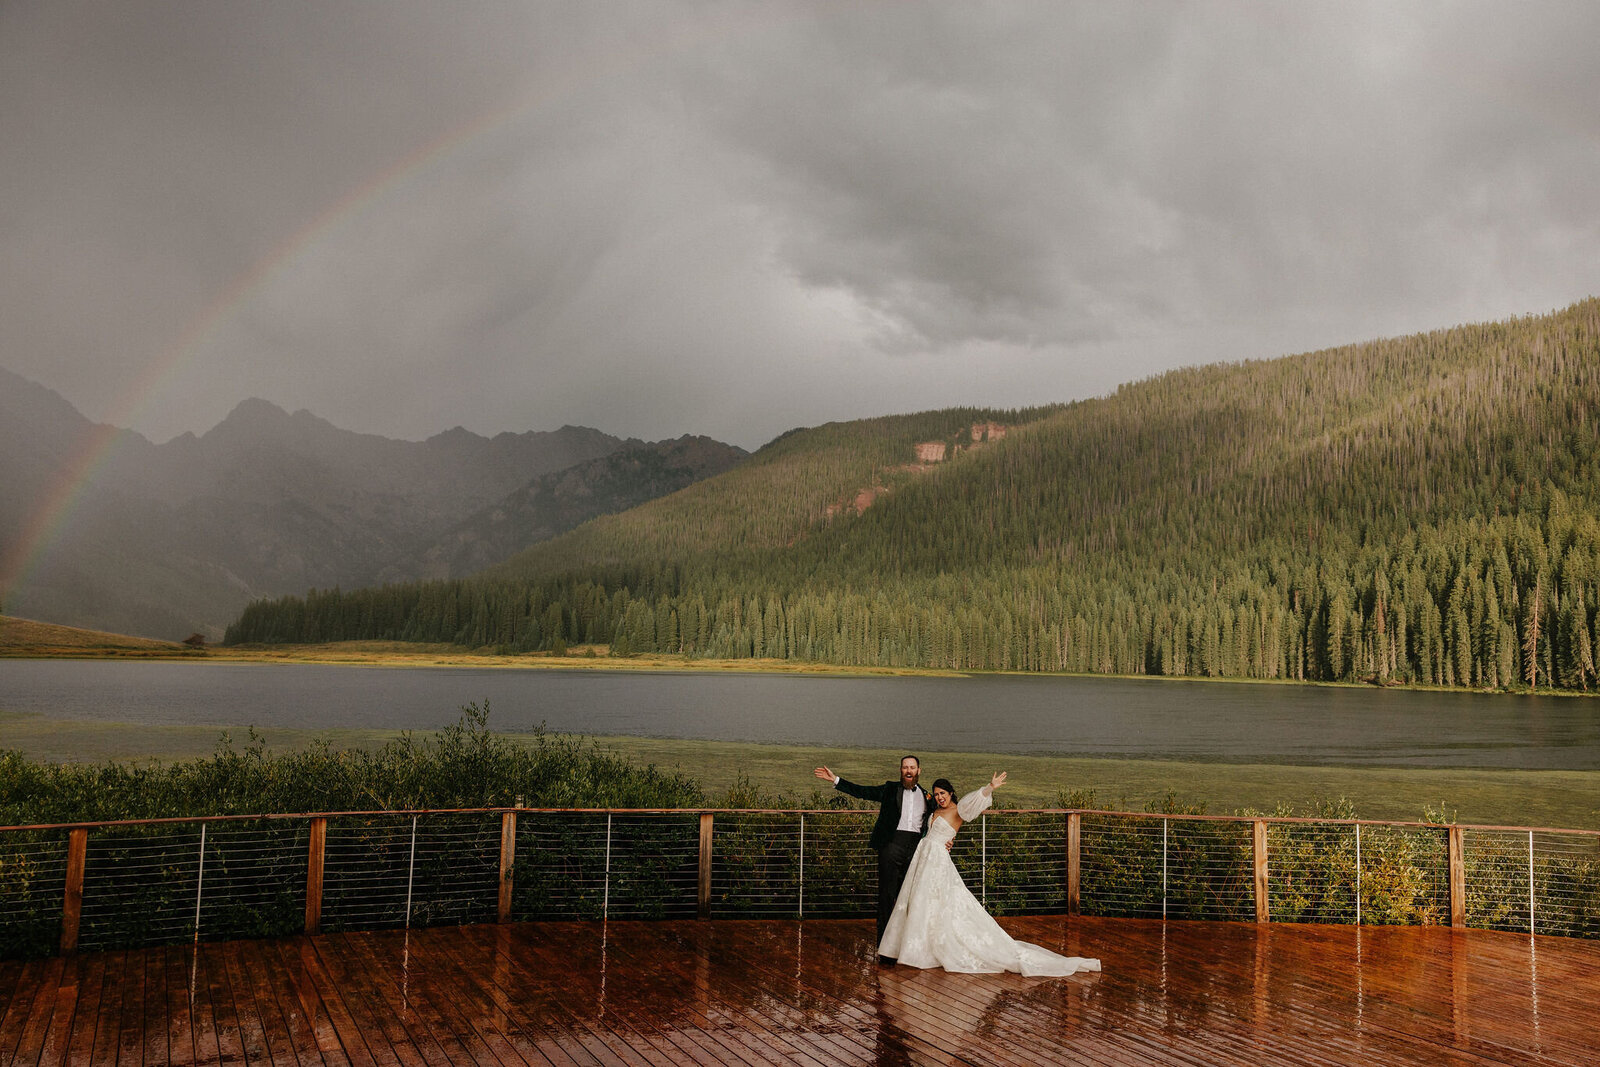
814, 766, 882, 802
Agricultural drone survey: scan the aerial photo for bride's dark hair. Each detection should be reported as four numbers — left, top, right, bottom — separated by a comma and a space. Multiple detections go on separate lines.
931, 777, 957, 802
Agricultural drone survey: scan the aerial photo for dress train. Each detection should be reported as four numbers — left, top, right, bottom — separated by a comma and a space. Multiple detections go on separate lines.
878, 789, 1100, 977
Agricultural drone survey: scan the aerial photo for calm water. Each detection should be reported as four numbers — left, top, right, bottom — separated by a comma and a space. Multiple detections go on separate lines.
1, 659, 1597, 769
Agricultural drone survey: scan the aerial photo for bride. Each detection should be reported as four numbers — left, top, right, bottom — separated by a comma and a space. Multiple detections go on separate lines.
878, 771, 1101, 977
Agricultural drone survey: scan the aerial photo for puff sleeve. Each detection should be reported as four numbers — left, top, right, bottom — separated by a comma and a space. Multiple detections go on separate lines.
956, 787, 993, 822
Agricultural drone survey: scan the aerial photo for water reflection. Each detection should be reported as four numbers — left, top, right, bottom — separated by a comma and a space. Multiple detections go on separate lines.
11, 916, 1599, 1066
1529, 933, 1543, 1056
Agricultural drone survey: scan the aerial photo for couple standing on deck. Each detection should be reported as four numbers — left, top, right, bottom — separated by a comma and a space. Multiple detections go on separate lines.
813, 755, 1100, 978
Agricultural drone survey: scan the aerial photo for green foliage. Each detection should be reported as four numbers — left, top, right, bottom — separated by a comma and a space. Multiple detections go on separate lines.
1078, 812, 1254, 921
224, 301, 1600, 693
1355, 826, 1450, 926
0, 833, 66, 957
712, 812, 807, 916
1463, 831, 1600, 939
0, 702, 704, 826
1265, 798, 1361, 923
977, 811, 1069, 916
512, 812, 701, 921
0, 706, 705, 956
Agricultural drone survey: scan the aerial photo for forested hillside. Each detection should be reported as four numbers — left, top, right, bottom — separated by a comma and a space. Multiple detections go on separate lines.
227, 299, 1600, 691
401, 435, 748, 580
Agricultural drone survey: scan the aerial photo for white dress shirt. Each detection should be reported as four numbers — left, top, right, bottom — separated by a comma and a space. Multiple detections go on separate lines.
896, 784, 925, 833
831, 772, 924, 833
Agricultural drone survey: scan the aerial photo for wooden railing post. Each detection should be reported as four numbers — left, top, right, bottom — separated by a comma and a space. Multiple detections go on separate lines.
498, 811, 517, 923
698, 813, 713, 919
1066, 812, 1081, 916
305, 817, 326, 935
1253, 820, 1269, 924
60, 828, 88, 956
1448, 825, 1465, 928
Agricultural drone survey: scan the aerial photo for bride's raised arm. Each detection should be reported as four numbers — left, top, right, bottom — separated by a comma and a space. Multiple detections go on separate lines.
955, 789, 990, 821
956, 771, 1005, 822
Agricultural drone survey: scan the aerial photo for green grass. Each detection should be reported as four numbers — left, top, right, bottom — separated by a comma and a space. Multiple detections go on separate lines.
4, 711, 1595, 831
0, 710, 407, 765
596, 736, 1600, 830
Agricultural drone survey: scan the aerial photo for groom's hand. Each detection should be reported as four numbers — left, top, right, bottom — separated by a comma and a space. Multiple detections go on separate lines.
813, 766, 835, 782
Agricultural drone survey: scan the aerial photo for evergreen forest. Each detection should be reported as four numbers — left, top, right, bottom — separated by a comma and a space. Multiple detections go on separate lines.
226, 299, 1600, 692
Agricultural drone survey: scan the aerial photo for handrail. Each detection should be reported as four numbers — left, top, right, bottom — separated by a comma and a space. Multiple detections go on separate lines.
5, 806, 1598, 836
3, 804, 1595, 960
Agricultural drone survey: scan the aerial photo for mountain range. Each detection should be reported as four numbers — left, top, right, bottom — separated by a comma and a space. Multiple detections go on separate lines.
227, 298, 1600, 692
0, 367, 745, 638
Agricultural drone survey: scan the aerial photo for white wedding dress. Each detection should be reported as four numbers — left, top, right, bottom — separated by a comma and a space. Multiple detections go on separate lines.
878, 789, 1101, 977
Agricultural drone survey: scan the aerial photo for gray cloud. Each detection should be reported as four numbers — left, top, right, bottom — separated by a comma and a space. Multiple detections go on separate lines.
2, 1, 1597, 451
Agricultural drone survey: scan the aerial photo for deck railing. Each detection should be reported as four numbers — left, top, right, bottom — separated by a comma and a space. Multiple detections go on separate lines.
2, 807, 1597, 959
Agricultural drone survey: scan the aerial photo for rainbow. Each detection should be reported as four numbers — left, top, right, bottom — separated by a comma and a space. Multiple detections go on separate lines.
0, 4, 814, 613
0, 95, 537, 609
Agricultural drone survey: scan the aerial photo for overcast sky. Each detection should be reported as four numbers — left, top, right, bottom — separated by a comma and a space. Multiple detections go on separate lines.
3, 1, 1597, 451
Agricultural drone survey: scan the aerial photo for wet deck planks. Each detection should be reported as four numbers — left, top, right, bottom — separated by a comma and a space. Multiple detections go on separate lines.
2, 916, 1598, 1066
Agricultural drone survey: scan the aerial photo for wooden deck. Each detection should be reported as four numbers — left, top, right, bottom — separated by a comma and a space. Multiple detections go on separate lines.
3, 916, 1598, 1066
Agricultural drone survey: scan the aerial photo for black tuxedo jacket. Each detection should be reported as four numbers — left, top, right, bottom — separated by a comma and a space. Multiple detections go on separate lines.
834, 777, 932, 850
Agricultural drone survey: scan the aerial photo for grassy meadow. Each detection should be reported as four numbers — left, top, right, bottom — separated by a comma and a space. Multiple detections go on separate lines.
597, 736, 1600, 830
3, 709, 1596, 830
0, 614, 186, 655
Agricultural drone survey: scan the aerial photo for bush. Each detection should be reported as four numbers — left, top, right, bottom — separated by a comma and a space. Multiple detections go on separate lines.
0, 702, 705, 825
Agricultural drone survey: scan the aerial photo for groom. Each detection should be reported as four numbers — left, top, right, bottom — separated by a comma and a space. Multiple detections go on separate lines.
814, 756, 933, 963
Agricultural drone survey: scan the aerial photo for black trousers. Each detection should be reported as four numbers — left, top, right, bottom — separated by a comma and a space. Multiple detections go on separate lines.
876, 829, 922, 952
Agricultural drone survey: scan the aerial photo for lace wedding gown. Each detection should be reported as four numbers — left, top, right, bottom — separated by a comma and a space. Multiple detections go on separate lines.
878, 789, 1101, 977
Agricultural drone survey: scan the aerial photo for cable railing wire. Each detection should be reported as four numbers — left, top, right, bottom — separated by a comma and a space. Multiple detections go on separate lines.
512, 811, 700, 920
77, 827, 203, 953
714, 812, 804, 918
409, 812, 502, 928
1357, 822, 1451, 927
1080, 813, 1169, 919
796, 812, 875, 919
1169, 818, 1254, 922
514, 811, 610, 919
2, 806, 1597, 959
0, 832, 68, 959
1464, 828, 1600, 939
604, 812, 700, 919
322, 815, 415, 932
195, 819, 307, 942
982, 812, 1070, 916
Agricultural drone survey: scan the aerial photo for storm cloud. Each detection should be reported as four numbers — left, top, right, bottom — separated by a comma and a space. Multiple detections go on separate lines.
3, 1, 1597, 449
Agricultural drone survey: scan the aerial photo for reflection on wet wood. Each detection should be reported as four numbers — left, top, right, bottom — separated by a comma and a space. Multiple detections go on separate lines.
2, 916, 1598, 1065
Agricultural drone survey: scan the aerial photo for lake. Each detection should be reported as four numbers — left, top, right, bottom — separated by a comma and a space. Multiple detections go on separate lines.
1, 659, 1596, 769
